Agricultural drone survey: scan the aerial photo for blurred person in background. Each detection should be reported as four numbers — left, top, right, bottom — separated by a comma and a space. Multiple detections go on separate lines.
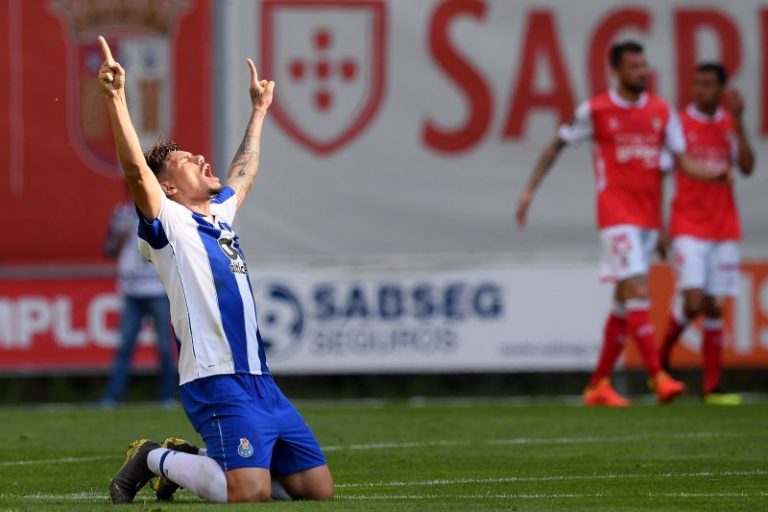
100, 189, 175, 407
659, 63, 755, 405
516, 41, 728, 407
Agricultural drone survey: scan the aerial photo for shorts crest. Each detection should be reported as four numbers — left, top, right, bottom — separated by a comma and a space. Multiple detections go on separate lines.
237, 437, 254, 458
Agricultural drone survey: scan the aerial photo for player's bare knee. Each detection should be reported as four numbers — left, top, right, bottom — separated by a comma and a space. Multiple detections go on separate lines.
683, 289, 706, 319
308, 479, 334, 501
683, 300, 703, 319
620, 277, 648, 300
311, 488, 334, 501
702, 297, 723, 319
227, 484, 271, 503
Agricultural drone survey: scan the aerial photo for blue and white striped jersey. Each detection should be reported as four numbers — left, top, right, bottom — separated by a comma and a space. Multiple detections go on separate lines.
137, 186, 269, 385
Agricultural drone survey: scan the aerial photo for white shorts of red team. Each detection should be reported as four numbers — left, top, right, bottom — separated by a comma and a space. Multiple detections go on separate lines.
671, 236, 740, 297
599, 225, 659, 283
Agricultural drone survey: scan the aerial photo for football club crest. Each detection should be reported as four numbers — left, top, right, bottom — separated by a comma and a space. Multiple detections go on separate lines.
261, 0, 387, 155
50, 0, 191, 176
237, 438, 255, 458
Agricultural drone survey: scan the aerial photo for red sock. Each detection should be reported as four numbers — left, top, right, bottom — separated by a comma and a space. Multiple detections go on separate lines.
660, 315, 687, 364
626, 300, 661, 376
702, 318, 724, 394
588, 312, 627, 388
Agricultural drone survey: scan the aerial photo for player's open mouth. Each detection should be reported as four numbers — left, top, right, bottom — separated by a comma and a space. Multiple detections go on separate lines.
202, 163, 216, 179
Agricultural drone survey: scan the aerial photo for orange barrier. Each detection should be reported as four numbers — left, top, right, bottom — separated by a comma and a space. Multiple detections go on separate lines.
623, 262, 768, 369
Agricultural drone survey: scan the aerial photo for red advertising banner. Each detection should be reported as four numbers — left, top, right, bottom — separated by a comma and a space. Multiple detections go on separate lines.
0, 0, 211, 265
0, 277, 164, 372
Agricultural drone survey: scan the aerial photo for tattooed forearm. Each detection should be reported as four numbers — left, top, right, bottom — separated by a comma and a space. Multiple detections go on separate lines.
227, 110, 265, 205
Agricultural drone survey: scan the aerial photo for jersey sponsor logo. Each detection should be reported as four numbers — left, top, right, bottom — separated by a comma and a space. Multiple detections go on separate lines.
237, 438, 254, 458
218, 237, 249, 274
260, 0, 387, 155
218, 237, 240, 260
50, 0, 190, 176
614, 134, 661, 167
689, 147, 730, 175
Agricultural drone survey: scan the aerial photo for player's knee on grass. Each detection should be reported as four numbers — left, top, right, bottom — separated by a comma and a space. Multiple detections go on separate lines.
225, 468, 271, 503
278, 465, 334, 501
303, 473, 334, 501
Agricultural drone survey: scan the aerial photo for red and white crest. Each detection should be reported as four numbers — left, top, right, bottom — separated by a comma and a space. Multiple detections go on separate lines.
261, 0, 387, 155
50, 0, 190, 176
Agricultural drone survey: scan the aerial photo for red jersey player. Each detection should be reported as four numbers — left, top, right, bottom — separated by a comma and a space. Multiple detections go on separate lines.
660, 63, 755, 405
516, 41, 727, 407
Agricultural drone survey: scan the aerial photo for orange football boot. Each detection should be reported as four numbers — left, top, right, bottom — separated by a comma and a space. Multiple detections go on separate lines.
650, 371, 686, 403
584, 378, 631, 407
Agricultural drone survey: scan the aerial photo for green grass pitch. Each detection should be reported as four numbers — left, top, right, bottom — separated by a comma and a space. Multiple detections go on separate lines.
1, 397, 766, 511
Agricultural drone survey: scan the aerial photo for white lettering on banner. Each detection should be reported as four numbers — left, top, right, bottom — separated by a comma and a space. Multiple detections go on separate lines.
17, 298, 50, 348
760, 276, 768, 350
53, 298, 87, 347
89, 295, 121, 347
0, 301, 13, 346
733, 275, 751, 355
0, 294, 121, 349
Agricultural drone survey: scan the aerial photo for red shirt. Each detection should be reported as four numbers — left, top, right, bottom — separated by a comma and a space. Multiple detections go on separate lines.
559, 90, 685, 229
670, 105, 740, 241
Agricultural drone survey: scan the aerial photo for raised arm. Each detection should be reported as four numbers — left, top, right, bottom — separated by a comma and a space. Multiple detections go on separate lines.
97, 36, 162, 220
515, 137, 567, 228
726, 89, 755, 176
227, 59, 275, 210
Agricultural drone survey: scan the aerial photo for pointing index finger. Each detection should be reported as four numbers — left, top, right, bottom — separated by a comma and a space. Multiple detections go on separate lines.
246, 58, 258, 84
98, 35, 115, 66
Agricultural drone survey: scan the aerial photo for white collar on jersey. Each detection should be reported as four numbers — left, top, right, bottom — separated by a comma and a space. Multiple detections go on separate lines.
609, 88, 649, 109
686, 104, 725, 123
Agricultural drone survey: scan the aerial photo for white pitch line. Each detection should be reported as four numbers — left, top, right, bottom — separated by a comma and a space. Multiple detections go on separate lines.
336, 493, 607, 500
323, 430, 736, 452
0, 455, 119, 467
323, 440, 466, 452
335, 469, 768, 489
486, 431, 725, 445
337, 492, 767, 500
0, 492, 104, 500
0, 431, 749, 466
6, 490, 767, 502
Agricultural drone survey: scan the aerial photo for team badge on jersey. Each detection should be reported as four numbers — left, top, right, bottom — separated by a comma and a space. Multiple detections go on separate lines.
260, 0, 387, 155
50, 0, 189, 175
237, 438, 255, 458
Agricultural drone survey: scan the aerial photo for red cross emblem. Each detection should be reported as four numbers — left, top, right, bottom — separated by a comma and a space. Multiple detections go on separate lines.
261, 0, 387, 155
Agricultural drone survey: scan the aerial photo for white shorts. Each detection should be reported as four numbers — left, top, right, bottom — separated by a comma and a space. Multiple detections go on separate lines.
599, 225, 659, 282
671, 236, 740, 297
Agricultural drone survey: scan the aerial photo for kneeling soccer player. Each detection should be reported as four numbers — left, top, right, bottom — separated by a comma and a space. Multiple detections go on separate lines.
96, 36, 333, 503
